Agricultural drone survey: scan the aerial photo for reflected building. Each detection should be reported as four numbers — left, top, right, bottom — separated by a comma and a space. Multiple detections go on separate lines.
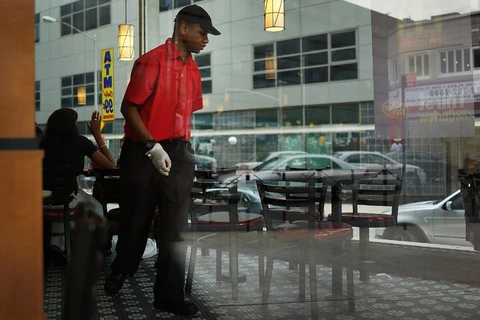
34, 0, 480, 196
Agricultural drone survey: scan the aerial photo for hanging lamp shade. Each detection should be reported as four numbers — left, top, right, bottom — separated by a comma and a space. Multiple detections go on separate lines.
264, 0, 285, 32
77, 86, 86, 105
118, 24, 135, 61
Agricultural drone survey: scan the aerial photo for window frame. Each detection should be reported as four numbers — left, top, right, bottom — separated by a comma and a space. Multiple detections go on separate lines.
195, 53, 212, 94
61, 71, 101, 109
438, 47, 478, 77
35, 80, 40, 111
406, 51, 430, 80
252, 29, 358, 89
60, 0, 111, 36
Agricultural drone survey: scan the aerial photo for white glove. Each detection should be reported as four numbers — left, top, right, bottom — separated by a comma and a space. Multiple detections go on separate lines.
146, 143, 171, 176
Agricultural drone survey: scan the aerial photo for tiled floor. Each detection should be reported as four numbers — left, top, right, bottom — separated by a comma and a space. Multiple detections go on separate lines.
44, 231, 480, 319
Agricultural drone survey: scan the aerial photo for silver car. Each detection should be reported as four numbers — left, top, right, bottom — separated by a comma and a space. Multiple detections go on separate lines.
333, 151, 427, 193
375, 189, 472, 247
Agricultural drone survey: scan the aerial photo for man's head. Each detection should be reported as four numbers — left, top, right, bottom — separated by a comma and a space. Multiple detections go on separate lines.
174, 5, 220, 54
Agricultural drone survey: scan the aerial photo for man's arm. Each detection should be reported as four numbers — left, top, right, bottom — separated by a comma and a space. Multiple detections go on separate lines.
121, 99, 154, 142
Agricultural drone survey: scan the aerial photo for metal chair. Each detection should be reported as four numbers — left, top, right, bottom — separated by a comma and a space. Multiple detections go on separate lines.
186, 169, 264, 300
340, 168, 403, 280
43, 165, 84, 264
256, 172, 355, 316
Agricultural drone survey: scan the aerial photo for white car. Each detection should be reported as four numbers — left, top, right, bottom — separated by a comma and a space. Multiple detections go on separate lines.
375, 189, 472, 247
333, 151, 427, 191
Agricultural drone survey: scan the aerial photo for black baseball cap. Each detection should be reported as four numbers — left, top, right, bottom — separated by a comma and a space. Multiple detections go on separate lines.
175, 4, 221, 35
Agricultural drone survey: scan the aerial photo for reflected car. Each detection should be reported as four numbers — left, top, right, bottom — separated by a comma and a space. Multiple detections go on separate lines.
375, 189, 472, 247
384, 151, 445, 182
235, 151, 307, 170
333, 151, 427, 189
192, 187, 262, 215
194, 154, 217, 172
217, 154, 355, 185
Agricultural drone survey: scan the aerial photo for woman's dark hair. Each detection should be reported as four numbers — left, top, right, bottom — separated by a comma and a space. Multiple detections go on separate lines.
44, 108, 79, 143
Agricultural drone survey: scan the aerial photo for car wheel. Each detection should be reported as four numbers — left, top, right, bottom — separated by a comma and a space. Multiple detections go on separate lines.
383, 225, 427, 243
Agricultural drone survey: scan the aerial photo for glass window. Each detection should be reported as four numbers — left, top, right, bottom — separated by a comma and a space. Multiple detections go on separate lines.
35, 81, 40, 111
332, 104, 359, 124
253, 74, 276, 89
277, 70, 301, 86
61, 0, 110, 35
256, 109, 278, 128
195, 54, 210, 67
474, 48, 480, 68
197, 54, 212, 93
304, 52, 328, 66
193, 113, 213, 130
330, 63, 358, 81
99, 5, 110, 26
202, 80, 212, 94
85, 8, 98, 30
175, 0, 191, 8
277, 39, 300, 56
306, 105, 330, 125
61, 72, 100, 108
304, 67, 328, 84
277, 56, 301, 70
331, 48, 356, 62
254, 44, 274, 60
302, 34, 328, 52
35, 14, 39, 43
331, 31, 356, 48
281, 107, 303, 127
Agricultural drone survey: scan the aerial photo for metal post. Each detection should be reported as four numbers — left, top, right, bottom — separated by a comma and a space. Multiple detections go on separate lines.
93, 35, 98, 111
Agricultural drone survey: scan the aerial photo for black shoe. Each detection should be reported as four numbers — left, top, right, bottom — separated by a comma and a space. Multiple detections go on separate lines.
104, 272, 128, 296
153, 300, 198, 316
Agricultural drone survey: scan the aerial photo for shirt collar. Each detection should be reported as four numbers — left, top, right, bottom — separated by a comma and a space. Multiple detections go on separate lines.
165, 38, 192, 62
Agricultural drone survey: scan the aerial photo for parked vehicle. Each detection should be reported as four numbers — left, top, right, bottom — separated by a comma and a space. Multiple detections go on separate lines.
375, 189, 471, 247
384, 151, 445, 182
235, 151, 307, 169
333, 151, 427, 194
218, 154, 355, 185
192, 187, 262, 214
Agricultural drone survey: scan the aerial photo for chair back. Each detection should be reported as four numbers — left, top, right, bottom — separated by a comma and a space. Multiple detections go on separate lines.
92, 168, 121, 216
352, 168, 403, 221
190, 170, 240, 227
256, 172, 325, 230
43, 165, 75, 261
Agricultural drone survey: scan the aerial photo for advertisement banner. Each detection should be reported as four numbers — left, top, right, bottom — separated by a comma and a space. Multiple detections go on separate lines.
101, 48, 114, 121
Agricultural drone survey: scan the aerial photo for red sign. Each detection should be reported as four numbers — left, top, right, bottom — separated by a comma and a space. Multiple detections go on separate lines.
398, 33, 442, 53
405, 73, 416, 88
380, 100, 408, 120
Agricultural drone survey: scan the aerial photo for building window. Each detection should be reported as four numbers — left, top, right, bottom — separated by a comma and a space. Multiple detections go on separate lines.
406, 52, 430, 79
61, 71, 101, 108
253, 30, 357, 88
160, 0, 203, 12
193, 113, 213, 130
389, 59, 398, 83
60, 0, 111, 36
255, 109, 279, 128
195, 54, 212, 94
439, 48, 476, 75
35, 81, 40, 111
332, 104, 359, 124
35, 14, 40, 43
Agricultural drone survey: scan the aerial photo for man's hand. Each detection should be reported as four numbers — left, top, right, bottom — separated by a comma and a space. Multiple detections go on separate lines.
146, 143, 172, 176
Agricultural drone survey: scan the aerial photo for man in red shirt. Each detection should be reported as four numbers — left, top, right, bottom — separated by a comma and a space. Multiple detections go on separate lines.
104, 5, 220, 316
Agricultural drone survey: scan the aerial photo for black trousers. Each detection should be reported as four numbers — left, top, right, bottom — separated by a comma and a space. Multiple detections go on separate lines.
110, 137, 195, 301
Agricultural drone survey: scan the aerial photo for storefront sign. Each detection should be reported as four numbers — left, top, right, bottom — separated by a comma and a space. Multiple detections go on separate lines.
398, 33, 442, 53
101, 48, 114, 121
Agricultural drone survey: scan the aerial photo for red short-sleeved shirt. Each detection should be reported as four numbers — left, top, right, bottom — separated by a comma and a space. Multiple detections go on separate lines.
124, 38, 203, 142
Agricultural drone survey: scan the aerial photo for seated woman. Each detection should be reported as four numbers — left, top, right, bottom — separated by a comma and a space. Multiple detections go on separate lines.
41, 108, 116, 262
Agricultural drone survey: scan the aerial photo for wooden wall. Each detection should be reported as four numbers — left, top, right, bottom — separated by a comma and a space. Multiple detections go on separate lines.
0, 1, 44, 319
